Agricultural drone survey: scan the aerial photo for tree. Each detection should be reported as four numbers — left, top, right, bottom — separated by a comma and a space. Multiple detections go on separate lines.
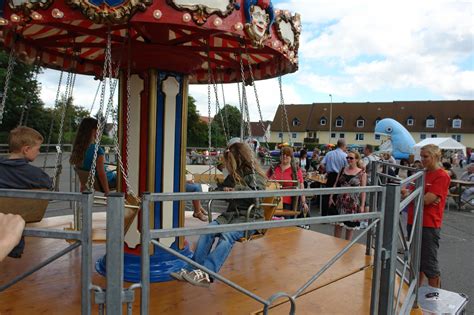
211, 104, 242, 147
0, 51, 47, 138
0, 50, 90, 144
186, 96, 208, 147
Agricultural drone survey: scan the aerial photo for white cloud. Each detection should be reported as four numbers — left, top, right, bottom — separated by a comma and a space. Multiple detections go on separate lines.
37, 0, 473, 119
40, 69, 115, 114
276, 0, 474, 99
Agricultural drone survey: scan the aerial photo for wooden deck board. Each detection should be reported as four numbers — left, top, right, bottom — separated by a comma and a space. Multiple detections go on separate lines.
0, 227, 374, 314
253, 268, 375, 314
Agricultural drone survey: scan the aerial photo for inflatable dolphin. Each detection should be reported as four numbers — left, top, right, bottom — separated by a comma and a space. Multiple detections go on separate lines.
374, 118, 415, 160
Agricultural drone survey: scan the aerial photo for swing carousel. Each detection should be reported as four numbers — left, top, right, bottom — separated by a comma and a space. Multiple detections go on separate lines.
0, 1, 412, 314
0, 0, 302, 273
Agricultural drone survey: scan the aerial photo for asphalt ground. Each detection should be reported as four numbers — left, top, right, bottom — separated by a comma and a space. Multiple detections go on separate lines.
5, 153, 472, 312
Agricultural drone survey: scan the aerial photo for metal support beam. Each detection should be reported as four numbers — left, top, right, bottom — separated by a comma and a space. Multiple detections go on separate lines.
378, 184, 401, 315
81, 192, 94, 315
106, 193, 125, 314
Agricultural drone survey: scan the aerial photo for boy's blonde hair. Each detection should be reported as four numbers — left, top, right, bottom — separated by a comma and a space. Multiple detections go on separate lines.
8, 126, 44, 153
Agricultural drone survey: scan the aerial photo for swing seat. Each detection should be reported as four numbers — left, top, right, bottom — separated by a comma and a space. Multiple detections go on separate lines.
0, 190, 49, 223
237, 195, 280, 242
74, 167, 137, 235
271, 180, 302, 218
74, 166, 107, 193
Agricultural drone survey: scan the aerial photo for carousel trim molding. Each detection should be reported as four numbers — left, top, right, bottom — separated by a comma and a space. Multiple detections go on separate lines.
65, 0, 153, 24
166, 0, 237, 26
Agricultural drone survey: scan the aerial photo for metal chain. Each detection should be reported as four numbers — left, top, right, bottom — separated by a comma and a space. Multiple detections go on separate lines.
109, 32, 140, 204
219, 72, 230, 139
19, 62, 40, 126
244, 52, 275, 174
43, 70, 64, 170
239, 55, 248, 139
210, 70, 228, 141
236, 81, 244, 140
238, 52, 258, 194
89, 81, 102, 115
51, 70, 74, 190
0, 45, 16, 125
18, 62, 40, 126
87, 31, 113, 191
279, 76, 292, 145
206, 42, 214, 186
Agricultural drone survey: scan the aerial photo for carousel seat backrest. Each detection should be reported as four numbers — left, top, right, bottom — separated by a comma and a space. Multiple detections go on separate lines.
74, 166, 105, 192
238, 181, 281, 242
0, 189, 49, 223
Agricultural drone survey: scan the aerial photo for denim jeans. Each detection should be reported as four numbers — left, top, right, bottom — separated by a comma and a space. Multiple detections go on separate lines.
190, 220, 253, 273
185, 182, 202, 193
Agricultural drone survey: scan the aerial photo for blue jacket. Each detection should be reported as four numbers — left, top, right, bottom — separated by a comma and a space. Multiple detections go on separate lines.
0, 158, 52, 189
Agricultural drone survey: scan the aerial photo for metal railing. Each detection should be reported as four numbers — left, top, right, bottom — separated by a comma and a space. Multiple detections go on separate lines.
0, 188, 94, 315
372, 161, 425, 315
1, 162, 426, 314
134, 186, 386, 315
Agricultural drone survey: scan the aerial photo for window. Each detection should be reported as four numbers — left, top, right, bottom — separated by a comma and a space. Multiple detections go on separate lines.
452, 119, 462, 128
339, 133, 345, 139
426, 115, 435, 128
356, 133, 364, 141
407, 118, 414, 126
278, 132, 283, 139
356, 120, 365, 128
335, 116, 344, 127
320, 118, 327, 126
292, 118, 300, 126
374, 134, 381, 140
330, 132, 336, 139
292, 133, 297, 139
452, 134, 462, 142
420, 133, 426, 140
431, 134, 437, 138
308, 132, 314, 138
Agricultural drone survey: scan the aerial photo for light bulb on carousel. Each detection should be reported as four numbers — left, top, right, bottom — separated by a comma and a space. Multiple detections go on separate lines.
52, 8, 64, 19
153, 10, 162, 20
31, 11, 42, 20
10, 14, 20, 23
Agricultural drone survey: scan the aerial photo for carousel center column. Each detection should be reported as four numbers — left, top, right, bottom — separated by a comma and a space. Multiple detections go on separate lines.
96, 69, 192, 283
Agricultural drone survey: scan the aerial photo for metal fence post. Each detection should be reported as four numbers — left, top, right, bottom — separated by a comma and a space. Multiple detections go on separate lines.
411, 173, 425, 309
141, 194, 150, 315
81, 191, 94, 315
106, 193, 125, 314
378, 184, 401, 315
366, 161, 379, 255
370, 185, 385, 315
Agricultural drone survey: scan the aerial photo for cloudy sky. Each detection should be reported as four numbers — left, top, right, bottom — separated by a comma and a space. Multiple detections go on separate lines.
39, 0, 474, 121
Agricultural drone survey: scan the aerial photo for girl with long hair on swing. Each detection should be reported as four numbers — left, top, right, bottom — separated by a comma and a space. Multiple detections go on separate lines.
170, 141, 267, 287
70, 117, 116, 195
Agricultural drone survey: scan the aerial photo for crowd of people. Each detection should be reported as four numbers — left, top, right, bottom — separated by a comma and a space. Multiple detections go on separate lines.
1, 119, 474, 291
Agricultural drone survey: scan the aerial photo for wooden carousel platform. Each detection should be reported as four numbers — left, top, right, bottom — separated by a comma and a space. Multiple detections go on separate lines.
0, 221, 382, 314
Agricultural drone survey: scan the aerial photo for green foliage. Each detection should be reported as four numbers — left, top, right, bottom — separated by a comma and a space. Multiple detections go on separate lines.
1, 50, 89, 144
211, 104, 242, 147
186, 96, 208, 147
101, 135, 114, 145
0, 51, 46, 135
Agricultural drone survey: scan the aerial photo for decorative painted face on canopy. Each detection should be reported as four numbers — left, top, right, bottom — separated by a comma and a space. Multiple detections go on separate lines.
251, 5, 269, 38
244, 0, 275, 46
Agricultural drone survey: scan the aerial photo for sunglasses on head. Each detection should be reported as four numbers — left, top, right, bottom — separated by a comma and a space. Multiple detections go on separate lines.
346, 156, 355, 160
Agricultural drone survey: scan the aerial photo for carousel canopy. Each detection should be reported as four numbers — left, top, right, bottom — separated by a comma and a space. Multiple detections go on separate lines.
0, 0, 300, 83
